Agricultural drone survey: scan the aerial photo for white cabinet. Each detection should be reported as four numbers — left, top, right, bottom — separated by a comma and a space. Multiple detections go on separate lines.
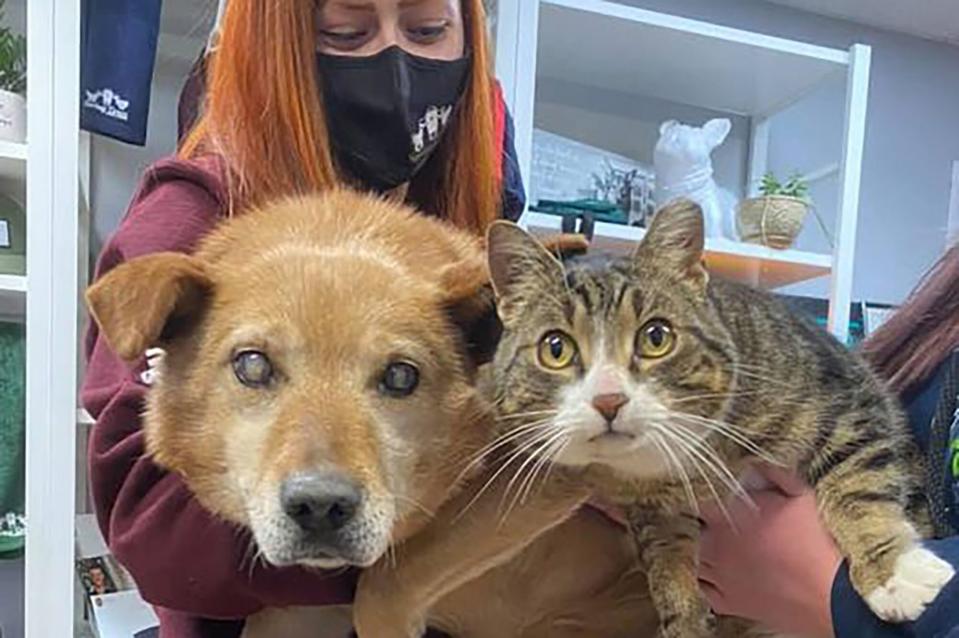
496, 0, 871, 342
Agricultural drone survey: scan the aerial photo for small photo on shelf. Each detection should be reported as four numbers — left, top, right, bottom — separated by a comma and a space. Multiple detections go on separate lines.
77, 556, 119, 597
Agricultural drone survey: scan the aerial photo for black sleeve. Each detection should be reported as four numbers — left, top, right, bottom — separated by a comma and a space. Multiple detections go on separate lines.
500, 105, 526, 222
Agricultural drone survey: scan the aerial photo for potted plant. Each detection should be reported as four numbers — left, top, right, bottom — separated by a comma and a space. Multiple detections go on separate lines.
736, 172, 811, 249
0, 0, 25, 144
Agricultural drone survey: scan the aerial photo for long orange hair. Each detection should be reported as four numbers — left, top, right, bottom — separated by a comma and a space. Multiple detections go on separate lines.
180, 1, 500, 234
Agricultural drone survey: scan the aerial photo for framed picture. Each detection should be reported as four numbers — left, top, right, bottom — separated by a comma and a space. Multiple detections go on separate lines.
77, 556, 118, 597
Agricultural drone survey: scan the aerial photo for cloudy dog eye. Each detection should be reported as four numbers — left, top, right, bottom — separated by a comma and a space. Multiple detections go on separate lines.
233, 350, 274, 388
379, 361, 420, 397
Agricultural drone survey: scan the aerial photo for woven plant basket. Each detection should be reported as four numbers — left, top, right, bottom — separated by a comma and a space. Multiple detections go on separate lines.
736, 195, 809, 249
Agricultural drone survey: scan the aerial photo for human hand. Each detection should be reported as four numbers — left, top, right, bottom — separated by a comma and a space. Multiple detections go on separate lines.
698, 465, 842, 638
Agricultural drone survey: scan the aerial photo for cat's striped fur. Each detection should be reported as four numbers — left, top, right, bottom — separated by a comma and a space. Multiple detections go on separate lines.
485, 200, 954, 637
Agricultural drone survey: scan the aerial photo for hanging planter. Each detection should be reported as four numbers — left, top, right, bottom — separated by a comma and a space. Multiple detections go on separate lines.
737, 172, 817, 249
0, 1, 26, 144
737, 195, 810, 249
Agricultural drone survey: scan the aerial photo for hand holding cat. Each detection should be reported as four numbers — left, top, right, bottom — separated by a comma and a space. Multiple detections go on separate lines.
698, 465, 842, 638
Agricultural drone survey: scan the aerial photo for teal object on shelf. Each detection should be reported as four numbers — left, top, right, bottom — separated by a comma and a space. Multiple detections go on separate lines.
531, 198, 630, 225
0, 321, 25, 558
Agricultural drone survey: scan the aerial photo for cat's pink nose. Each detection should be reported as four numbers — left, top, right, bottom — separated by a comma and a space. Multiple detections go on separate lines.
592, 393, 629, 423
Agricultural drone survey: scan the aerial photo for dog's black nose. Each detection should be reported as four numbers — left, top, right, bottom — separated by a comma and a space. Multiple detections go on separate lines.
280, 473, 362, 534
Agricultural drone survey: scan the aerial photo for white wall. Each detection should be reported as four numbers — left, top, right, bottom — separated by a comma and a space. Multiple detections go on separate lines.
88, 60, 191, 261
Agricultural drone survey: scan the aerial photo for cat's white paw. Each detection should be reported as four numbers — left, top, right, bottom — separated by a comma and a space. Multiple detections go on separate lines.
865, 546, 955, 622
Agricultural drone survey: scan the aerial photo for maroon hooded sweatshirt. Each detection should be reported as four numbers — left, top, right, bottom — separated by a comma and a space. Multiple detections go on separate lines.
81, 157, 358, 638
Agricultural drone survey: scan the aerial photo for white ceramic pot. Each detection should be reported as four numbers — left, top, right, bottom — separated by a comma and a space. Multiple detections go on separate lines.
0, 89, 26, 144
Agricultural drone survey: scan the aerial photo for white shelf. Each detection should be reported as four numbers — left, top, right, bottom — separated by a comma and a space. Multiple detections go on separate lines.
0, 273, 26, 316
523, 211, 831, 289
537, 0, 848, 116
0, 140, 27, 182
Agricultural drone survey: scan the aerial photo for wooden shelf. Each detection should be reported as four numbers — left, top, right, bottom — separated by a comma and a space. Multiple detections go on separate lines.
523, 212, 831, 289
0, 273, 26, 317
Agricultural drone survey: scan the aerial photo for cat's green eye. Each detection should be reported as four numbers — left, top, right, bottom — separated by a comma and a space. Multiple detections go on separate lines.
537, 331, 578, 370
637, 320, 676, 359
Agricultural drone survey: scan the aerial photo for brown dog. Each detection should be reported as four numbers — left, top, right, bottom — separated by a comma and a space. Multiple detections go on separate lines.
86, 190, 656, 637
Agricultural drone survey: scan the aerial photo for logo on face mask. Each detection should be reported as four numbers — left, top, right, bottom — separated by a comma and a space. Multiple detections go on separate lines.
411, 104, 454, 160
317, 47, 470, 192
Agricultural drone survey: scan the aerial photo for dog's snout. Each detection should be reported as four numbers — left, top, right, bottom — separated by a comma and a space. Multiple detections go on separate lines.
280, 473, 362, 535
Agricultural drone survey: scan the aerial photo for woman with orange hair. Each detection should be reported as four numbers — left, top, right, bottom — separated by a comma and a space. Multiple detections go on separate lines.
81, 2, 523, 636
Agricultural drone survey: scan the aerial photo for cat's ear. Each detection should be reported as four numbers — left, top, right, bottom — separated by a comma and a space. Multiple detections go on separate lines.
635, 199, 708, 289
702, 118, 731, 149
487, 221, 566, 319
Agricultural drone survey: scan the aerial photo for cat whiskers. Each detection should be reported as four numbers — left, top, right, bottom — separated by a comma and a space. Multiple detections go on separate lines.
496, 409, 561, 421
393, 493, 435, 519
723, 363, 794, 390
454, 424, 566, 521
502, 425, 573, 522
664, 420, 751, 501
649, 429, 700, 516
670, 389, 761, 405
651, 422, 737, 525
455, 416, 558, 483
670, 410, 782, 467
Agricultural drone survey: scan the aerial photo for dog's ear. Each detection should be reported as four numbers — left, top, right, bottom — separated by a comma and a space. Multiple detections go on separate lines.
86, 252, 213, 362
439, 253, 501, 367
538, 233, 589, 259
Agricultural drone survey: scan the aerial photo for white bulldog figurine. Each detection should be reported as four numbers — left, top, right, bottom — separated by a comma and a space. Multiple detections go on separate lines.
654, 118, 737, 239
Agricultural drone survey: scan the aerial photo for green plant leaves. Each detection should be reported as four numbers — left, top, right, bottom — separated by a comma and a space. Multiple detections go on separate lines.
758, 171, 809, 201
0, 0, 26, 95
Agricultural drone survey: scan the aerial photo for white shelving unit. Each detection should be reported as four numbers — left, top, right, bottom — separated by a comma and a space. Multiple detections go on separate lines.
20, 1, 82, 637
496, 0, 871, 342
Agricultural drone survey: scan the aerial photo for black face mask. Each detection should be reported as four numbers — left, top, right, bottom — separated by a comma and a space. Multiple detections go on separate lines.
317, 46, 470, 192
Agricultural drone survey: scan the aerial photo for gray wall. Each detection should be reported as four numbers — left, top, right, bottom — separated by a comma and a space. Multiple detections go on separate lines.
88, 61, 191, 261
565, 0, 959, 304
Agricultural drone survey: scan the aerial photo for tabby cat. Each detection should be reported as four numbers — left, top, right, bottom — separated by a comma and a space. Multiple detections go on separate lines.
485, 199, 955, 637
